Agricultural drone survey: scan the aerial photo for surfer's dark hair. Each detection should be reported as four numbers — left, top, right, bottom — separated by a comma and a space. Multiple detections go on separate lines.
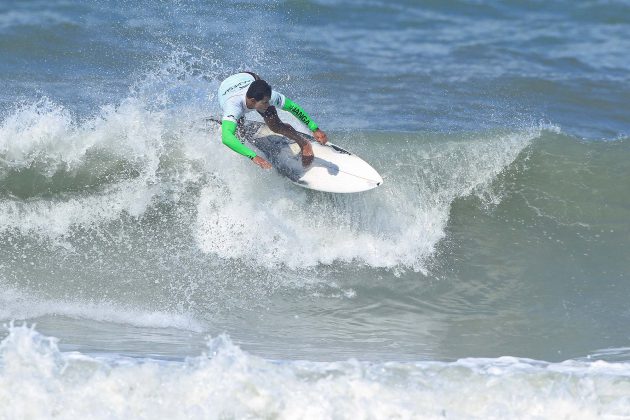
246, 80, 272, 101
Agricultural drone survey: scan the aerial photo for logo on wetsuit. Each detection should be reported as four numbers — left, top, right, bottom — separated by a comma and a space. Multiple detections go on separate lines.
287, 105, 311, 126
222, 80, 252, 96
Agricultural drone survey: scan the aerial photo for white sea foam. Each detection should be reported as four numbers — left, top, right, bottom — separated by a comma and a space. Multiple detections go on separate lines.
0, 324, 629, 420
195, 126, 541, 271
0, 97, 168, 236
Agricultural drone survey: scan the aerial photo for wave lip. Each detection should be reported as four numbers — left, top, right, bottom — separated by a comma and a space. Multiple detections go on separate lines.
0, 288, 203, 332
0, 10, 74, 30
1, 324, 630, 419
0, 97, 168, 237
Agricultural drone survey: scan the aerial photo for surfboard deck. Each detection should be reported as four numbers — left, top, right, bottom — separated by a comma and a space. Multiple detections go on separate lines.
209, 118, 383, 193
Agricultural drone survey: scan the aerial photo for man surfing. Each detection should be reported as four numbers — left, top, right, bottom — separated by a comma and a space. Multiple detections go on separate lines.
217, 71, 328, 169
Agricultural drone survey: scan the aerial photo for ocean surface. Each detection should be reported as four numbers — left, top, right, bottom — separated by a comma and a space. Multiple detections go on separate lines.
1, 0, 630, 418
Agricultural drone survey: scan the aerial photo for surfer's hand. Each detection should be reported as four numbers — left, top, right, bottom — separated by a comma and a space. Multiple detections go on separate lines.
313, 129, 328, 145
301, 142, 314, 167
252, 156, 272, 169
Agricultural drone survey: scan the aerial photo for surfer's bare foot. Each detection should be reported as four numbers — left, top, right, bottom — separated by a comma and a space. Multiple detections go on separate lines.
302, 154, 313, 167
301, 142, 314, 166
252, 156, 272, 169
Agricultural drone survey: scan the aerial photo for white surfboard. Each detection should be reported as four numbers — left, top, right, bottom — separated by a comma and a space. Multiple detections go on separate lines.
246, 123, 383, 193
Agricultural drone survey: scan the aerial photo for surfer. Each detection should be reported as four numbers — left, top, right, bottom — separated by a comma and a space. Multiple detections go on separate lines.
218, 71, 328, 169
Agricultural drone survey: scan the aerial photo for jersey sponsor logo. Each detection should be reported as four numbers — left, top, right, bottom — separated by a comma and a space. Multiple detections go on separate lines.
222, 80, 252, 96
288, 105, 312, 126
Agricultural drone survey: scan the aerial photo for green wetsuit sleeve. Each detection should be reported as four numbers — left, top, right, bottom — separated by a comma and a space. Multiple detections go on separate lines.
221, 120, 256, 159
282, 97, 319, 132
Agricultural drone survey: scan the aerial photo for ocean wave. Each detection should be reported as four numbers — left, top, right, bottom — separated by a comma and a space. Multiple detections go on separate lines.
0, 10, 74, 31
2, 78, 625, 282
1, 324, 629, 419
4, 51, 623, 277
0, 62, 541, 272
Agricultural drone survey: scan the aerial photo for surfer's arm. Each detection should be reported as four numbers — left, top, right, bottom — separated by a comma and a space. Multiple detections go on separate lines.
280, 97, 328, 144
282, 98, 319, 132
221, 119, 257, 159
261, 106, 314, 167
261, 107, 308, 148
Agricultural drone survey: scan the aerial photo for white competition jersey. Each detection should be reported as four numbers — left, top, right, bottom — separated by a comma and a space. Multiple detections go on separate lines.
218, 73, 286, 123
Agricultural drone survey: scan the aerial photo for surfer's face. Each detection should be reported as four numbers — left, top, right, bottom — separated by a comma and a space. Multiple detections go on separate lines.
252, 96, 271, 112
